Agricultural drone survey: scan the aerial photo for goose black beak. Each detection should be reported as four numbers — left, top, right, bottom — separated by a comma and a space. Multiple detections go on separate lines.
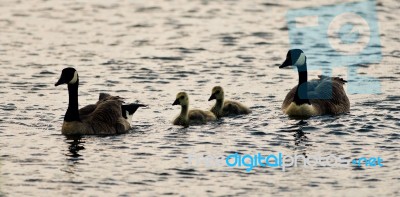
172, 99, 180, 106
279, 58, 291, 68
208, 93, 216, 101
55, 79, 64, 86
55, 74, 68, 86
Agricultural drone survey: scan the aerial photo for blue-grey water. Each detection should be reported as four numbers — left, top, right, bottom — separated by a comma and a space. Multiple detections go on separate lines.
0, 0, 399, 196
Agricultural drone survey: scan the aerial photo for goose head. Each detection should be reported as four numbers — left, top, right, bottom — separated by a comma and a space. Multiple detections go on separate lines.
172, 92, 189, 106
279, 49, 307, 71
55, 67, 79, 86
208, 86, 224, 101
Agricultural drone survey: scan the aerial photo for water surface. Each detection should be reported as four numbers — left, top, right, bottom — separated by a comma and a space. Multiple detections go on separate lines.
0, 0, 399, 196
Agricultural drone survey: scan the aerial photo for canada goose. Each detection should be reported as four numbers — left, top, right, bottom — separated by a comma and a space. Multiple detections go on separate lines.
55, 67, 132, 135
172, 92, 216, 127
98, 93, 146, 122
279, 49, 350, 117
208, 86, 251, 118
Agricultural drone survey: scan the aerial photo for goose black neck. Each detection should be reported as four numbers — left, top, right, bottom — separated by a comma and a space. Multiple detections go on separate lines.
65, 81, 80, 122
294, 64, 310, 105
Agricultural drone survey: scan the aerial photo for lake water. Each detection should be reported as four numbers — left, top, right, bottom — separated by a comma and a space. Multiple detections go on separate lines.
0, 0, 399, 196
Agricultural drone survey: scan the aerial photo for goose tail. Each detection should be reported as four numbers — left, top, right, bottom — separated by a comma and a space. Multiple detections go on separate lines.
122, 103, 147, 115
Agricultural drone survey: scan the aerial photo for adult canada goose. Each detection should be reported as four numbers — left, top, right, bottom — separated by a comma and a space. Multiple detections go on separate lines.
55, 67, 132, 135
98, 93, 146, 122
279, 49, 350, 117
172, 92, 216, 127
208, 86, 251, 118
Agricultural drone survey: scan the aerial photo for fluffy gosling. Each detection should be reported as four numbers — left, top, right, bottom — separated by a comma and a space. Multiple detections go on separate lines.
208, 86, 251, 118
172, 92, 216, 127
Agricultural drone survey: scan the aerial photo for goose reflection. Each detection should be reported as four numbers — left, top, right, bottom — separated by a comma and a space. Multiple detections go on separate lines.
65, 135, 85, 161
294, 120, 309, 146
280, 120, 310, 146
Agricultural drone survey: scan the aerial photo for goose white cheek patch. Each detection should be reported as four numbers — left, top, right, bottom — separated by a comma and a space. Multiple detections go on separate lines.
294, 53, 306, 66
69, 71, 78, 84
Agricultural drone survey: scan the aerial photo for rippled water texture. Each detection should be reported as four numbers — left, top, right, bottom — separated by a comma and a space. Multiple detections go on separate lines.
0, 0, 399, 196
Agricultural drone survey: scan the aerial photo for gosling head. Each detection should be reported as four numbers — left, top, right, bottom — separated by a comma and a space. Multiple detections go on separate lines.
172, 92, 189, 106
208, 86, 224, 101
55, 67, 79, 86
279, 49, 307, 70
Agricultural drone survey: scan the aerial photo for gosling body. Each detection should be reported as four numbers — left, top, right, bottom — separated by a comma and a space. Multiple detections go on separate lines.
172, 92, 216, 127
208, 86, 251, 118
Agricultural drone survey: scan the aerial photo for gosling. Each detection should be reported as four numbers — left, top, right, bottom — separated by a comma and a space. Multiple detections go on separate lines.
172, 92, 216, 127
208, 86, 251, 118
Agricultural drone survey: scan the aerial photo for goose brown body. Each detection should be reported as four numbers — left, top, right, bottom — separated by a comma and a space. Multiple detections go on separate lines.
282, 75, 350, 116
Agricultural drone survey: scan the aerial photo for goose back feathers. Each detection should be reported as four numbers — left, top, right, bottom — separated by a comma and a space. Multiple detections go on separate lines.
99, 93, 147, 121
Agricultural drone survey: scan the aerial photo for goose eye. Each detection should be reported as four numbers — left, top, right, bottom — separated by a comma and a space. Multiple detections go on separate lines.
180, 96, 184, 99
215, 90, 220, 94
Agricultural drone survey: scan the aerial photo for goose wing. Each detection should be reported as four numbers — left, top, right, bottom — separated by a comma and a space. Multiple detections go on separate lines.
309, 76, 350, 114
99, 93, 111, 101
79, 104, 97, 120
99, 92, 145, 118
85, 99, 128, 134
78, 93, 125, 120
98, 93, 124, 104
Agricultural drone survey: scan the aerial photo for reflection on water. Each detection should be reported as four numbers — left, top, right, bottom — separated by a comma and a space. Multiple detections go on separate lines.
65, 136, 85, 161
293, 122, 310, 147
0, 0, 399, 196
